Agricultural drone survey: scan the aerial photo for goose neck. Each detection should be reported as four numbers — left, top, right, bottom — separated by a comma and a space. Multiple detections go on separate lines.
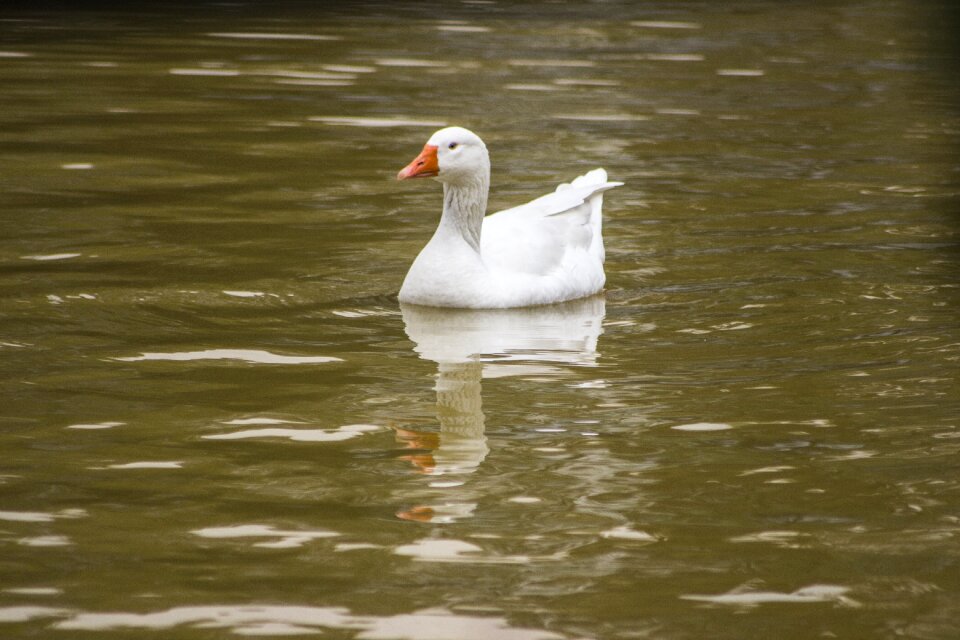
439, 176, 488, 254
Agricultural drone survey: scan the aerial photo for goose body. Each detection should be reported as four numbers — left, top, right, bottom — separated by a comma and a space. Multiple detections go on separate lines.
397, 127, 621, 309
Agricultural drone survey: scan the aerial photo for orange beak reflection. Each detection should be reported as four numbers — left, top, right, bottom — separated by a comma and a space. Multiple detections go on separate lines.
397, 144, 439, 180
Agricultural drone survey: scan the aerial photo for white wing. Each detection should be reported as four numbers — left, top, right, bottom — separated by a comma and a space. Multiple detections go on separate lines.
480, 168, 622, 275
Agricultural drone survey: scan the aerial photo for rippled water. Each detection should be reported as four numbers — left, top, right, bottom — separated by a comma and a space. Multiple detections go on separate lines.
1, 2, 958, 639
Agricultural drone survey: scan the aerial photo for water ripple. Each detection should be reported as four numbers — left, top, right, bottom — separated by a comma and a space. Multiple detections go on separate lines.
113, 349, 342, 365
52, 605, 565, 639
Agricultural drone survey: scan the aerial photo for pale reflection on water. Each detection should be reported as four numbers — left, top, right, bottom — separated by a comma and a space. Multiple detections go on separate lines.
397, 297, 604, 521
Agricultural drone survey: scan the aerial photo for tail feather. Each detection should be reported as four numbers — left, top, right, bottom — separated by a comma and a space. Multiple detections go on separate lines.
588, 188, 606, 264
556, 168, 611, 192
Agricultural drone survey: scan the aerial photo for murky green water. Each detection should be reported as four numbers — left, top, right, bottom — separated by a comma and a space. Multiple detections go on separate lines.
1, 2, 958, 638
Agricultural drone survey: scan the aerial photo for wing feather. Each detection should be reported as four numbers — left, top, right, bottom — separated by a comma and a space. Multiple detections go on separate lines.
480, 169, 622, 275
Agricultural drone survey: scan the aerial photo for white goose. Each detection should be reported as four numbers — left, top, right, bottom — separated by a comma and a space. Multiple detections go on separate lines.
397, 126, 621, 308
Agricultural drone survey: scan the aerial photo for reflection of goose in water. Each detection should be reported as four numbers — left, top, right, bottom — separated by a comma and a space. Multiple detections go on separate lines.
396, 296, 605, 522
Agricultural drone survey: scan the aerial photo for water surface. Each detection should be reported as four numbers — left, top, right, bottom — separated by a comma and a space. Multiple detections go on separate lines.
1, 2, 958, 639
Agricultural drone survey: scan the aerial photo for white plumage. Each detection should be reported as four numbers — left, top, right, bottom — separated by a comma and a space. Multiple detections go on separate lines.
397, 127, 621, 308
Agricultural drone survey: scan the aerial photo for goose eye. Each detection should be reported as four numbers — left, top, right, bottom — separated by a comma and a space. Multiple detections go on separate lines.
448, 142, 458, 150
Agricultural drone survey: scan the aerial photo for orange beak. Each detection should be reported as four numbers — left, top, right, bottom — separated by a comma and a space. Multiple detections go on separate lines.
397, 144, 439, 180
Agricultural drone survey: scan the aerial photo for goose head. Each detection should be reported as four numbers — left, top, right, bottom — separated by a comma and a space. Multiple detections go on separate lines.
397, 126, 489, 185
